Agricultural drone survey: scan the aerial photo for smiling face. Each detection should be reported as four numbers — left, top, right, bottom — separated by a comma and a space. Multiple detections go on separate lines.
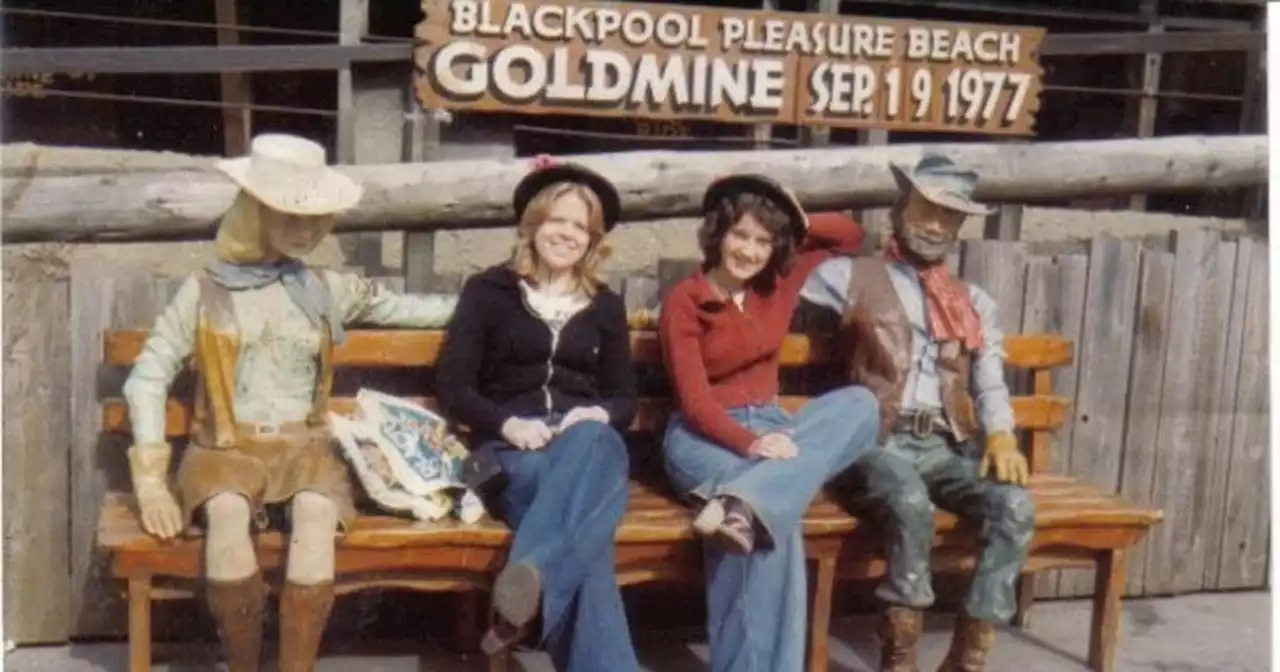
532, 191, 593, 273
261, 204, 332, 258
716, 213, 775, 285
894, 189, 967, 262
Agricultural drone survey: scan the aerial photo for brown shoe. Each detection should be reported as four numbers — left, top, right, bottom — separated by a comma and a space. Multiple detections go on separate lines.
279, 581, 336, 672
205, 572, 266, 672
879, 606, 923, 672
936, 613, 996, 672
480, 563, 542, 656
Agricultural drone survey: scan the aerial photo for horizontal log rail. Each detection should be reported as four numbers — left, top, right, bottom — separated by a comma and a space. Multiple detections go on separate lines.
3, 135, 1267, 243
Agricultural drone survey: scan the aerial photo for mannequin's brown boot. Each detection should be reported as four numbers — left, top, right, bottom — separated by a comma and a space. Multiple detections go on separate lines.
936, 613, 996, 672
278, 581, 335, 672
878, 606, 923, 672
205, 572, 266, 672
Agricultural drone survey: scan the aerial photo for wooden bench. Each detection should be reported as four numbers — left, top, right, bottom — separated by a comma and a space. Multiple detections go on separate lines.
98, 327, 1162, 672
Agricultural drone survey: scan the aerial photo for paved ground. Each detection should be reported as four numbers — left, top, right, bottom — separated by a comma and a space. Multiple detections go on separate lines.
7, 592, 1269, 671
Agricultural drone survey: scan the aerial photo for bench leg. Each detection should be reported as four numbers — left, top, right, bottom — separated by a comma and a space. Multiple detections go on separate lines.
807, 553, 837, 672
487, 652, 511, 672
1088, 549, 1127, 672
455, 590, 483, 652
1013, 572, 1037, 629
127, 575, 153, 672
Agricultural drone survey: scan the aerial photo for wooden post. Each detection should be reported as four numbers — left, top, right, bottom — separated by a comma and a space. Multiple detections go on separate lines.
402, 77, 444, 292
984, 205, 1024, 241
752, 0, 778, 150
1129, 0, 1163, 211
857, 129, 890, 248
805, 0, 841, 149
1238, 8, 1266, 232
336, 0, 384, 274
213, 0, 251, 157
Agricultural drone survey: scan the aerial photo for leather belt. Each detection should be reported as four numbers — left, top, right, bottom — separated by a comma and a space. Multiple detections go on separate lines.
235, 420, 310, 439
894, 408, 948, 440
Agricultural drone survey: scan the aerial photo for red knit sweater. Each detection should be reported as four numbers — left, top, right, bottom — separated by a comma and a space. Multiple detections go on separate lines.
658, 213, 864, 454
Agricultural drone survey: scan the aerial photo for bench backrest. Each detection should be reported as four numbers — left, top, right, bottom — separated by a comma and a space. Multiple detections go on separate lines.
101, 328, 1072, 474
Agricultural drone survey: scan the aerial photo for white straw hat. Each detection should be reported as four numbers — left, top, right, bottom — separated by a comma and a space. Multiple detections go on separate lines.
214, 133, 363, 216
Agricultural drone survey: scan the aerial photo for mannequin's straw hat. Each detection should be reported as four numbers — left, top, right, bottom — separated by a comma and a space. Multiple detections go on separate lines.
215, 133, 363, 216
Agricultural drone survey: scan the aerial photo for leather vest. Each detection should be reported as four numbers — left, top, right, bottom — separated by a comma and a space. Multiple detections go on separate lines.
838, 257, 979, 444
189, 273, 334, 448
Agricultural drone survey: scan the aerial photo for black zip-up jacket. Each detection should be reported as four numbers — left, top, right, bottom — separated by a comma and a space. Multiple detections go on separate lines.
435, 264, 638, 446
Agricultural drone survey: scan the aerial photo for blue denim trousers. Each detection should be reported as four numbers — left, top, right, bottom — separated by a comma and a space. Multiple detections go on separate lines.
662, 385, 880, 672
475, 420, 639, 672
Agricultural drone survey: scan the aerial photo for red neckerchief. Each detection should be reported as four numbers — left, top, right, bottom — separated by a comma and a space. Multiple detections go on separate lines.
885, 237, 983, 352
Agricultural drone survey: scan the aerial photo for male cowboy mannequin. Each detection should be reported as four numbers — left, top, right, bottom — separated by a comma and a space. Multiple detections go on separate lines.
800, 155, 1034, 672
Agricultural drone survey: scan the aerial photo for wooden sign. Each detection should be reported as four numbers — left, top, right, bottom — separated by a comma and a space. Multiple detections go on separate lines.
413, 0, 1045, 136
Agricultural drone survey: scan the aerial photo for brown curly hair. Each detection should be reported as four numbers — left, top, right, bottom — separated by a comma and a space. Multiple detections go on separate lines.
697, 192, 798, 294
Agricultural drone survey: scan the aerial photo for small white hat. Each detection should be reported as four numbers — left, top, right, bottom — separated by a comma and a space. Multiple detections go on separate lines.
215, 133, 363, 216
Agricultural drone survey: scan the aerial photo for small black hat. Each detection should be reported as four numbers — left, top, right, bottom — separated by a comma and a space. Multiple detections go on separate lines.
512, 157, 622, 232
701, 174, 808, 241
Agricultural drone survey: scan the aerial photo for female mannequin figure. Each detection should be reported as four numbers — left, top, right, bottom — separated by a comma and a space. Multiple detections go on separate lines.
122, 134, 458, 671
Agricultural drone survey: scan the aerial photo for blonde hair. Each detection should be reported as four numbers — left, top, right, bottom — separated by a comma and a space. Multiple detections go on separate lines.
508, 181, 612, 296
213, 191, 336, 264
214, 192, 269, 263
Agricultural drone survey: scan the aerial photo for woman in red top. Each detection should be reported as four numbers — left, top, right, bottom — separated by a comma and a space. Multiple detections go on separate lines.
658, 175, 881, 672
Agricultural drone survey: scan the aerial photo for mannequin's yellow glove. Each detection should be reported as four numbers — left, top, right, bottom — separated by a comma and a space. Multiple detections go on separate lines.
978, 432, 1028, 486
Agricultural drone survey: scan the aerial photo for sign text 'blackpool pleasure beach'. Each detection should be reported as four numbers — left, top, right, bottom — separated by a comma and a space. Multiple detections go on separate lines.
413, 0, 1046, 135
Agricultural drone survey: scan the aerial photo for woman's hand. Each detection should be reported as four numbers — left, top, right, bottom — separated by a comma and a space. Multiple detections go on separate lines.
749, 432, 798, 459
558, 406, 610, 432
501, 417, 555, 451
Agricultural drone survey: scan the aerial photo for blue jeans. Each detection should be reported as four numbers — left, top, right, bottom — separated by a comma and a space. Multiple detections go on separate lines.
475, 420, 639, 672
662, 386, 880, 672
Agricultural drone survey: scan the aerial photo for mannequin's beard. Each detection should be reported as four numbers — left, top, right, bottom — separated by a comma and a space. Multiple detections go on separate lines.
892, 216, 955, 264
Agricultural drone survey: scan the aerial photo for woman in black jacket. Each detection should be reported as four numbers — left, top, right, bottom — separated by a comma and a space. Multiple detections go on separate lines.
435, 157, 639, 671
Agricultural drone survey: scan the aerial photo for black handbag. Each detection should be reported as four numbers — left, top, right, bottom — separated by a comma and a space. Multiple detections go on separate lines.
460, 449, 505, 495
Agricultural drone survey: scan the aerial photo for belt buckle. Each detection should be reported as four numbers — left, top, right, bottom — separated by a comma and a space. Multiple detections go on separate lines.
910, 410, 934, 440
254, 423, 281, 438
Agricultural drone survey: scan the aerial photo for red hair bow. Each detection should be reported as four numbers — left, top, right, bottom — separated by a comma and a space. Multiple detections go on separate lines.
531, 154, 557, 171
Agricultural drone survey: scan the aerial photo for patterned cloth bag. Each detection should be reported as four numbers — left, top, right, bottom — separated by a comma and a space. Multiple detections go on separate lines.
330, 389, 485, 523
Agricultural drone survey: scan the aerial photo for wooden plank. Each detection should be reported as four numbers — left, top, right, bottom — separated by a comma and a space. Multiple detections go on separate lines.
1057, 235, 1142, 598
6, 135, 1269, 244
3, 278, 72, 643
100, 394, 1072, 439
103, 328, 1073, 371
70, 267, 167, 638
1142, 228, 1231, 595
1116, 247, 1175, 597
1020, 253, 1089, 598
1171, 234, 1237, 594
1215, 238, 1269, 589
959, 240, 1028, 396
1201, 240, 1251, 590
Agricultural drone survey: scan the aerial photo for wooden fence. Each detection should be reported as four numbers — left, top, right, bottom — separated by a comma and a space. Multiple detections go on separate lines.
1, 227, 1269, 645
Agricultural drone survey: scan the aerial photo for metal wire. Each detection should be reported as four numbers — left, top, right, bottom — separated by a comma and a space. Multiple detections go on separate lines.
1042, 83, 1244, 102
0, 86, 338, 117
0, 7, 411, 43
513, 123, 804, 146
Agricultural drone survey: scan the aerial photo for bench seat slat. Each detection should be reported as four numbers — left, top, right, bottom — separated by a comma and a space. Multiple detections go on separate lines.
99, 394, 1071, 437
98, 476, 1162, 553
103, 329, 1074, 370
